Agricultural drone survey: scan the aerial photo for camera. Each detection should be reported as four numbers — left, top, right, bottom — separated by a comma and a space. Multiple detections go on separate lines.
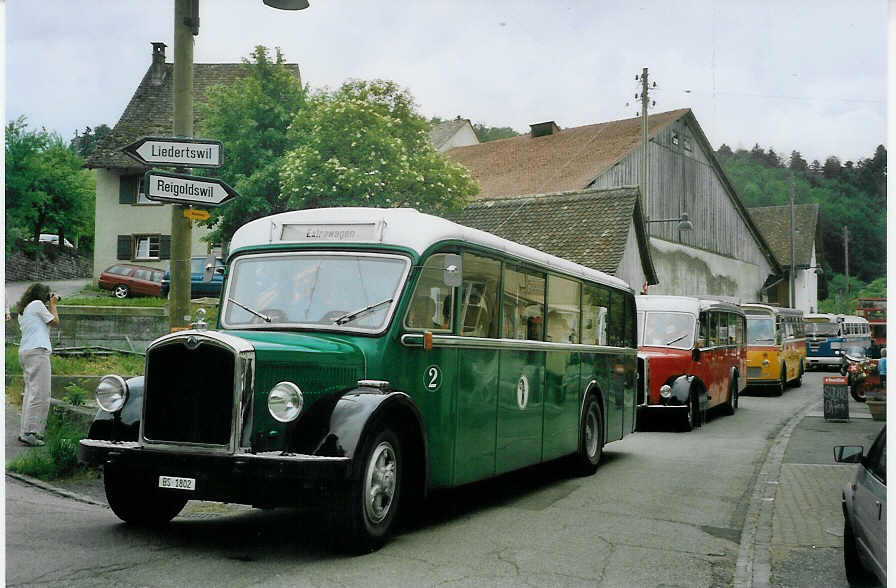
51, 293, 62, 302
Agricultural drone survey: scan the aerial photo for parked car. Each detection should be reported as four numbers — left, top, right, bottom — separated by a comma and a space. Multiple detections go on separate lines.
98, 264, 166, 298
39, 233, 74, 248
835, 425, 886, 586
160, 256, 225, 299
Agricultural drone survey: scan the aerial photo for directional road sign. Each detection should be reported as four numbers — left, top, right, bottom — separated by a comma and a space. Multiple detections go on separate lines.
124, 136, 222, 168
143, 170, 239, 207
184, 208, 211, 221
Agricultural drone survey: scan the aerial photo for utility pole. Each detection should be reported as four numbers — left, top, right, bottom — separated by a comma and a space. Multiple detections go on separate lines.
169, 0, 196, 331
843, 225, 850, 308
789, 179, 796, 308
639, 67, 650, 220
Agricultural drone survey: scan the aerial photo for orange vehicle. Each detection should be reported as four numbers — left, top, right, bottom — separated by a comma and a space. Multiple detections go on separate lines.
741, 304, 806, 394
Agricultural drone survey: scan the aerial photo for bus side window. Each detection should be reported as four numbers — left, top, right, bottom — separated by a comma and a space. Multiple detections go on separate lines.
708, 313, 718, 347
547, 275, 580, 343
718, 312, 729, 346
459, 253, 500, 338
698, 312, 708, 348
582, 285, 608, 345
405, 253, 455, 331
503, 265, 545, 341
609, 290, 626, 347
624, 293, 635, 347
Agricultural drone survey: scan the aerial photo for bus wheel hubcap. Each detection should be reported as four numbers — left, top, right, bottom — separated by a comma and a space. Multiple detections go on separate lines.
585, 405, 599, 457
364, 441, 396, 524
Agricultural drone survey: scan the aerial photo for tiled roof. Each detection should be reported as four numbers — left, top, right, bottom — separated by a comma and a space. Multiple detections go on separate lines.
430, 118, 473, 151
445, 109, 689, 199
747, 203, 820, 267
447, 186, 657, 283
86, 62, 300, 169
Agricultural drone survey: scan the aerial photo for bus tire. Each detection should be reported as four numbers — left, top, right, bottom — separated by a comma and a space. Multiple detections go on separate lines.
680, 389, 697, 432
774, 364, 786, 396
338, 426, 402, 554
723, 375, 738, 415
104, 464, 187, 525
794, 361, 803, 387
574, 395, 603, 475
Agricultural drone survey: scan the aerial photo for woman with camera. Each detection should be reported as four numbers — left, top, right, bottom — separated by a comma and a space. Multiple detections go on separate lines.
16, 283, 60, 447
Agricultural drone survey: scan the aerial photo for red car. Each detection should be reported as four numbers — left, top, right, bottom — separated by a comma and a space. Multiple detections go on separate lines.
636, 295, 747, 431
98, 264, 166, 298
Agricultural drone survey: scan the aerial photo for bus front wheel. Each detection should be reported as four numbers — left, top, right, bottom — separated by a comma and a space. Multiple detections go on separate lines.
680, 389, 698, 432
574, 395, 603, 475
337, 426, 403, 554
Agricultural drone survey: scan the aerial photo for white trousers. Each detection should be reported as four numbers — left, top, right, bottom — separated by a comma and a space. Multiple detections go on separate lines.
19, 348, 51, 437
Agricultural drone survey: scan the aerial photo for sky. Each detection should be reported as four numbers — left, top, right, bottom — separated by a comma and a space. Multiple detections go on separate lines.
4, 1, 889, 164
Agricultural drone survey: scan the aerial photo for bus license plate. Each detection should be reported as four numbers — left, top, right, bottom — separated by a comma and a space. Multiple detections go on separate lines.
158, 475, 196, 491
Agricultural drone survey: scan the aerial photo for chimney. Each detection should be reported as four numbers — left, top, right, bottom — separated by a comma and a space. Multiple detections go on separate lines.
529, 121, 561, 138
150, 42, 167, 86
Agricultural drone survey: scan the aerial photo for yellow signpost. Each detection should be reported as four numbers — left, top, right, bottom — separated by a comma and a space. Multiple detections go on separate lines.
183, 208, 211, 221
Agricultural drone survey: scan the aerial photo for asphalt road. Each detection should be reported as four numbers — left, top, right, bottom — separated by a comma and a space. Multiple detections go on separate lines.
4, 373, 865, 587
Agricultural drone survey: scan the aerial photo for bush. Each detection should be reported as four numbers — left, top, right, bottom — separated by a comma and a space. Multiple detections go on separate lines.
7, 407, 89, 480
63, 383, 88, 406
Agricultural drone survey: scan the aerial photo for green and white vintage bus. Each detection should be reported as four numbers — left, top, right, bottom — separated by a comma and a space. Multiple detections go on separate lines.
79, 207, 638, 551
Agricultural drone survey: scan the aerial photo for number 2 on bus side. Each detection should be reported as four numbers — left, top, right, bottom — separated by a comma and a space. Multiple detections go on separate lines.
425, 365, 442, 391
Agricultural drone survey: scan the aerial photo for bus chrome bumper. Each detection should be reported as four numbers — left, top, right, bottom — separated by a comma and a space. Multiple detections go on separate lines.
806, 357, 841, 366
79, 439, 351, 505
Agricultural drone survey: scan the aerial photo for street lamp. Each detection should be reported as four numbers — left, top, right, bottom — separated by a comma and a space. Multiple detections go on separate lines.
646, 212, 695, 232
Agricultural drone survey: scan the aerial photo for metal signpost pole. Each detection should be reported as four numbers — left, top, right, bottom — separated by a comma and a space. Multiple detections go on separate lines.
170, 0, 195, 331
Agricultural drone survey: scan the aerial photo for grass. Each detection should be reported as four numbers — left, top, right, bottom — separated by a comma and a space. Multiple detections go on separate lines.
6, 345, 145, 376
7, 405, 91, 480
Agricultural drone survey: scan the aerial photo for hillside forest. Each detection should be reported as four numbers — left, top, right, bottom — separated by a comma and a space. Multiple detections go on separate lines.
716, 144, 886, 312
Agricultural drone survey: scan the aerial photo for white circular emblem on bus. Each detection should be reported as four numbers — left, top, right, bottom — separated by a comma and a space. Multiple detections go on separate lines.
517, 375, 529, 409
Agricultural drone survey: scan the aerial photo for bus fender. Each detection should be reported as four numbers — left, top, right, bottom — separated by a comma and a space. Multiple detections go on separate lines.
86, 376, 143, 441
668, 375, 693, 405
294, 387, 429, 493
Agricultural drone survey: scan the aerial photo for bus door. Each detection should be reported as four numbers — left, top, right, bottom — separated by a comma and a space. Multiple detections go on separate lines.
497, 265, 545, 474
453, 253, 501, 485
543, 275, 582, 461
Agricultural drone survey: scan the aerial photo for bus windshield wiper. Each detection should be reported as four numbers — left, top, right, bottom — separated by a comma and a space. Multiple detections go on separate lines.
333, 298, 393, 326
228, 297, 271, 323
665, 333, 688, 346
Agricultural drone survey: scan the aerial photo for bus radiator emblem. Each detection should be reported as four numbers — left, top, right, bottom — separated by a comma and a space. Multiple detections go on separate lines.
517, 375, 529, 410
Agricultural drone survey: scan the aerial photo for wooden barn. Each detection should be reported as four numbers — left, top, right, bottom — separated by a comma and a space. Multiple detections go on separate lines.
445, 109, 782, 301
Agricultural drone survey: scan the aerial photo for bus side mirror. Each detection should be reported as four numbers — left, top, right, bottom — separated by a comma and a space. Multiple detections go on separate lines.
833, 445, 863, 463
443, 254, 462, 287
692, 348, 701, 362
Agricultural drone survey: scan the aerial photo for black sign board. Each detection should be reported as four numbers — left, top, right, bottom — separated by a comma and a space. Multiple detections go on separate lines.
823, 376, 849, 421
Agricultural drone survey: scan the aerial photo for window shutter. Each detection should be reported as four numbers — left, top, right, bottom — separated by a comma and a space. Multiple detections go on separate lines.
159, 235, 172, 260
117, 235, 132, 260
119, 175, 137, 204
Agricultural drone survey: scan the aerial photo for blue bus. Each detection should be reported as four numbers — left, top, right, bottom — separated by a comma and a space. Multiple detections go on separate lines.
804, 313, 841, 369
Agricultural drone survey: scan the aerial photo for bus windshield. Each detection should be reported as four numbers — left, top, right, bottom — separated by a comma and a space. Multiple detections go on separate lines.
805, 322, 839, 337
222, 252, 408, 331
746, 317, 775, 344
640, 312, 695, 348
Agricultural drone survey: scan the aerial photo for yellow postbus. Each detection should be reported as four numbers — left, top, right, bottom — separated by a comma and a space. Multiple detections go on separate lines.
741, 304, 806, 394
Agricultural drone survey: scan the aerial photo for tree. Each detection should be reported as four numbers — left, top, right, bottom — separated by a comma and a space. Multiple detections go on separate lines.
198, 46, 306, 245
5, 117, 95, 255
473, 123, 520, 142
71, 124, 112, 158
280, 79, 478, 215
822, 156, 842, 179
716, 143, 734, 161
788, 150, 807, 172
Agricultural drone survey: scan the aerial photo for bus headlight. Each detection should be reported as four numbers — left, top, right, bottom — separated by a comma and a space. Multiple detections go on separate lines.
268, 382, 303, 423
660, 385, 672, 399
762, 359, 770, 367
95, 375, 128, 413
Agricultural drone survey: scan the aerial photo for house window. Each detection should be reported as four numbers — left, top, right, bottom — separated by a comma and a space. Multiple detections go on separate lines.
671, 132, 679, 146
120, 175, 162, 206
683, 137, 693, 152
134, 235, 161, 260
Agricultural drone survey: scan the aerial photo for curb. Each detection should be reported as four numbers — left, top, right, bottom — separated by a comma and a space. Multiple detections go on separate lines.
6, 471, 108, 508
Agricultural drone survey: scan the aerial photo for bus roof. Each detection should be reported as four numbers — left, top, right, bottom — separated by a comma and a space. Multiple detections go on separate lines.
228, 207, 632, 292
838, 314, 870, 324
804, 313, 838, 322
740, 303, 804, 318
636, 295, 743, 316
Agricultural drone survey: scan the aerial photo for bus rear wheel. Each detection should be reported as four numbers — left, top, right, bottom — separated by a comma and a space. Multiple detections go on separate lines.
793, 361, 803, 387
574, 395, 603, 475
774, 364, 786, 396
724, 375, 738, 415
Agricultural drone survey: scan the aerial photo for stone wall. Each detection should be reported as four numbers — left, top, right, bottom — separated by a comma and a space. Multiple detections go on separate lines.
6, 244, 93, 282
6, 305, 169, 353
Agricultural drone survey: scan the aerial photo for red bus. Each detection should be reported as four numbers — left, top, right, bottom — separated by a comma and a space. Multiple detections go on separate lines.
856, 298, 886, 347
636, 296, 746, 431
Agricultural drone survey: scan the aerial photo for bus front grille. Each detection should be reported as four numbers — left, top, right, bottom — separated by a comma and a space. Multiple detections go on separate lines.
143, 341, 236, 445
